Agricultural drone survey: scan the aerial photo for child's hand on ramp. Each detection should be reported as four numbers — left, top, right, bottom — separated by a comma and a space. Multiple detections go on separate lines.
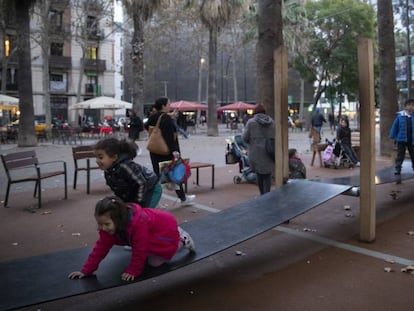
68, 271, 85, 279
121, 272, 135, 282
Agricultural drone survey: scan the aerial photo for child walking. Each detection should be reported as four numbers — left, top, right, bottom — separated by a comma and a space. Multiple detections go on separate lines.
68, 196, 195, 281
94, 137, 161, 208
389, 98, 414, 175
288, 148, 307, 179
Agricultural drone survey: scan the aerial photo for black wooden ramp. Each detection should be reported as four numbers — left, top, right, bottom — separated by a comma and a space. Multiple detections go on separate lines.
315, 160, 414, 191
0, 180, 350, 311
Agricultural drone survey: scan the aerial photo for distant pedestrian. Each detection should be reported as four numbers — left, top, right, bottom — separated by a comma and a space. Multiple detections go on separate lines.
68, 196, 195, 281
311, 108, 327, 138
94, 137, 162, 208
389, 98, 414, 175
242, 104, 275, 195
328, 112, 335, 134
128, 110, 143, 141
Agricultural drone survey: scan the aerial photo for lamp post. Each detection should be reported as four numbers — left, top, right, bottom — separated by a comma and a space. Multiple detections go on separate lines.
197, 58, 205, 103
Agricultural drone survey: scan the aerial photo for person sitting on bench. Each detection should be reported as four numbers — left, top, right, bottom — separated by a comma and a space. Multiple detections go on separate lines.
288, 148, 306, 179
68, 196, 195, 282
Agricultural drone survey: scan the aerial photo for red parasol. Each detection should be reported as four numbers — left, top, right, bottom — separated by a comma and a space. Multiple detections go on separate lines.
170, 100, 207, 111
217, 101, 255, 112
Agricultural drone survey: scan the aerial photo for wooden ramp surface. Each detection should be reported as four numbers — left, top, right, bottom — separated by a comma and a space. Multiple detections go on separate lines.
0, 180, 350, 311
315, 161, 414, 189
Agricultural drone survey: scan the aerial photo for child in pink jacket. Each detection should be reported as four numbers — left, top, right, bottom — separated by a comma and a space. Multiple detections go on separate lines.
68, 196, 195, 281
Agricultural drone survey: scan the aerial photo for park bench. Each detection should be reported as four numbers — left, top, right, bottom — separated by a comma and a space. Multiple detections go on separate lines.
1, 150, 67, 208
72, 145, 100, 194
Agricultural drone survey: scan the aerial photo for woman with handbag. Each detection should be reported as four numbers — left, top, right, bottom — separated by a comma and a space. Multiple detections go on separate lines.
146, 97, 195, 207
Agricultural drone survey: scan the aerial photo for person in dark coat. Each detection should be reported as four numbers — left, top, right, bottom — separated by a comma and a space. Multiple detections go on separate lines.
128, 110, 143, 141
336, 117, 360, 166
311, 108, 327, 138
242, 104, 275, 195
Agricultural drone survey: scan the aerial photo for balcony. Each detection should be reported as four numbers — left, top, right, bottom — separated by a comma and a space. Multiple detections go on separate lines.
49, 55, 72, 70
81, 58, 106, 72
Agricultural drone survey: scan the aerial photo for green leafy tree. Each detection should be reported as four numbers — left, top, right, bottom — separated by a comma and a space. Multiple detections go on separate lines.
293, 0, 375, 112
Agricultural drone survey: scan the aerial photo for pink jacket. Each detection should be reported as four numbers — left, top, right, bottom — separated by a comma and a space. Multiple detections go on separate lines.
81, 203, 180, 277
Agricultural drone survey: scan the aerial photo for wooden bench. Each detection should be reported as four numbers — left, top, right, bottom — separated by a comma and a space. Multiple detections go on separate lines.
72, 145, 100, 194
1, 150, 67, 208
184, 162, 215, 193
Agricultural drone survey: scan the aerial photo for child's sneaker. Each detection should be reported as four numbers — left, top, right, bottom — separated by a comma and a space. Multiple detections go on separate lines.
178, 227, 195, 252
180, 194, 196, 207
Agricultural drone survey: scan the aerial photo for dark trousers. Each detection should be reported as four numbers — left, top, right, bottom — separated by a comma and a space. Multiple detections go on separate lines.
395, 142, 414, 172
341, 144, 359, 164
256, 173, 272, 195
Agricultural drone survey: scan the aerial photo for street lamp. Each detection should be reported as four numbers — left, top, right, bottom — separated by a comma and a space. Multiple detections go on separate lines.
198, 58, 205, 103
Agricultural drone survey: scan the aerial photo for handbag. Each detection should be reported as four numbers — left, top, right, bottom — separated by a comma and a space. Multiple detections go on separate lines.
147, 114, 170, 155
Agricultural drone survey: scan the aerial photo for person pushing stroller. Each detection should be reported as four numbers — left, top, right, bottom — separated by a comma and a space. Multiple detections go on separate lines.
336, 117, 360, 167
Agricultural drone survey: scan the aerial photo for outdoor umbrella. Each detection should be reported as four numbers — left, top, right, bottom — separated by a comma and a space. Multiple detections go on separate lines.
0, 94, 19, 110
170, 100, 207, 111
217, 101, 254, 112
71, 96, 132, 110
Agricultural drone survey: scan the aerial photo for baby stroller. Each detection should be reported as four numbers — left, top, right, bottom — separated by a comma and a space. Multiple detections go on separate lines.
225, 135, 257, 184
323, 138, 354, 169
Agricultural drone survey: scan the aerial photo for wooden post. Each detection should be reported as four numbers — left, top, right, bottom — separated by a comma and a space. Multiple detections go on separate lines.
357, 37, 376, 242
274, 46, 289, 187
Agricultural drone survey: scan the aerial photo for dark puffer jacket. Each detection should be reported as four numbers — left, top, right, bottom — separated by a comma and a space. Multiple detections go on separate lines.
104, 154, 158, 206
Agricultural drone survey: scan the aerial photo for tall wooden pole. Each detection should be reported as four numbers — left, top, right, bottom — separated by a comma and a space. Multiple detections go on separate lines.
357, 37, 376, 242
274, 46, 289, 187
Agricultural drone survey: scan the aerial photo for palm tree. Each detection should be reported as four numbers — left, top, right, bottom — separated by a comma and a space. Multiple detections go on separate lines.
13, 0, 38, 146
256, 0, 283, 118
186, 0, 245, 136
377, 0, 398, 157
122, 0, 166, 117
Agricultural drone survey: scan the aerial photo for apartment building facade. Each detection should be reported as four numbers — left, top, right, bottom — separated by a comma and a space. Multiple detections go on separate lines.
1, 0, 117, 126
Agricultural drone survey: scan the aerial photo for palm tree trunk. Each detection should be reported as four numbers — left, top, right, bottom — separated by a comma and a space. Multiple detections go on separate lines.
207, 27, 218, 136
15, 0, 36, 147
130, 13, 145, 118
378, 0, 398, 156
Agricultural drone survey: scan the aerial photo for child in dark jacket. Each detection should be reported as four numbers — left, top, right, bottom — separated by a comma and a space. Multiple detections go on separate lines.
288, 148, 306, 179
94, 137, 162, 208
68, 196, 195, 281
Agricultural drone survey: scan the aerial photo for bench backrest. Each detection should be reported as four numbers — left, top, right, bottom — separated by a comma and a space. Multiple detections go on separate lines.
351, 130, 360, 147
72, 145, 95, 161
1, 150, 38, 170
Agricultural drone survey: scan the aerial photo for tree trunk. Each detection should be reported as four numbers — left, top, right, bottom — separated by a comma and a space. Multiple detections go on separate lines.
15, 0, 36, 147
256, 0, 283, 118
378, 0, 398, 157
131, 13, 145, 118
207, 27, 218, 136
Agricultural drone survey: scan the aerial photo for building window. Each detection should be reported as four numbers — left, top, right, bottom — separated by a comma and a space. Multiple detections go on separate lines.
4, 35, 14, 57
86, 47, 97, 59
50, 42, 63, 56
87, 16, 98, 33
49, 10, 63, 28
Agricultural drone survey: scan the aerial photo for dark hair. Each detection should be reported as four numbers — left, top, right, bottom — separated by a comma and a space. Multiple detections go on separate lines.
94, 137, 138, 159
253, 104, 266, 115
340, 117, 349, 127
154, 97, 169, 111
95, 196, 131, 232
288, 148, 297, 158
404, 99, 414, 106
